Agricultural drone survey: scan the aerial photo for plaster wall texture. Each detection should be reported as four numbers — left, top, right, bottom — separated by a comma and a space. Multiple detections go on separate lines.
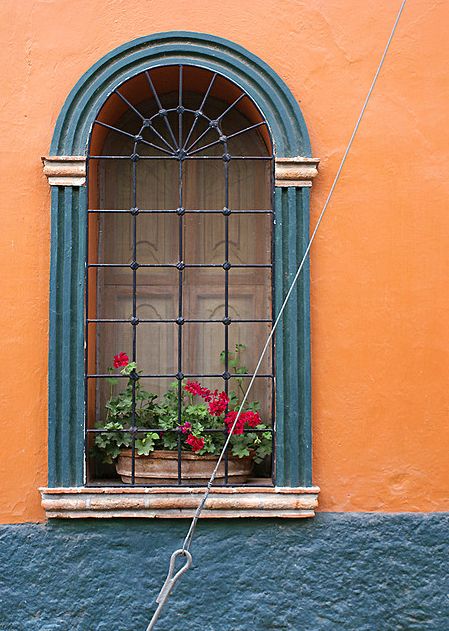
0, 0, 449, 522
0, 515, 448, 630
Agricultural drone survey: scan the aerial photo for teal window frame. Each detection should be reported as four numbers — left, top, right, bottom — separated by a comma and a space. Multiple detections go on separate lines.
48, 32, 312, 488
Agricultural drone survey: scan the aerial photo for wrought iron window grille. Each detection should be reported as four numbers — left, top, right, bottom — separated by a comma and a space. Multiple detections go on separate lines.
85, 64, 275, 487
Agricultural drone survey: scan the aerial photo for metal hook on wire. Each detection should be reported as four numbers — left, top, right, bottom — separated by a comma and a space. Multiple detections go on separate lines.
146, 549, 193, 631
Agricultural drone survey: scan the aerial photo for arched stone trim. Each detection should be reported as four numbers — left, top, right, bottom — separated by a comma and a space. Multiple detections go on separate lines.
45, 32, 317, 494
50, 32, 311, 158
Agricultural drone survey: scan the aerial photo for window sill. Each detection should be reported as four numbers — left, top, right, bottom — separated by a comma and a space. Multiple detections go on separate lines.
40, 484, 320, 519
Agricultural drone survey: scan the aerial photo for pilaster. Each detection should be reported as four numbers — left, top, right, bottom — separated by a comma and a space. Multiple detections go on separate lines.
44, 157, 87, 486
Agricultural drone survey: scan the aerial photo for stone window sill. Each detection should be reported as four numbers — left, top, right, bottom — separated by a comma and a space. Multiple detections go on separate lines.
40, 484, 320, 519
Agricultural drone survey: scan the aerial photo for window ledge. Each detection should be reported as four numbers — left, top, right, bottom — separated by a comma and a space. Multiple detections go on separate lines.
40, 485, 320, 519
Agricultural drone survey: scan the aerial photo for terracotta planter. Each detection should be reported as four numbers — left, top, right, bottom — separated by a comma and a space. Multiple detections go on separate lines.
116, 449, 253, 484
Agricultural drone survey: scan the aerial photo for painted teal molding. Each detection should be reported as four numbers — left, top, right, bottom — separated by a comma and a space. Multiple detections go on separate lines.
50, 32, 310, 158
1, 514, 448, 629
275, 187, 311, 486
48, 32, 312, 487
48, 186, 86, 485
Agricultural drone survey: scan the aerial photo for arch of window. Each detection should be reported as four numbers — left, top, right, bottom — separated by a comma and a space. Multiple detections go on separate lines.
42, 33, 319, 507
87, 65, 274, 485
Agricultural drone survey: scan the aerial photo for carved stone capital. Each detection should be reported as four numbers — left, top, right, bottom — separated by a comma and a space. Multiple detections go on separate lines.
42, 156, 86, 186
275, 156, 319, 187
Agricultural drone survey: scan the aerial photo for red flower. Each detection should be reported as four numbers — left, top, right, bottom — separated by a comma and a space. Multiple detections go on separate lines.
208, 390, 229, 416
224, 410, 244, 435
184, 381, 212, 401
180, 422, 191, 434
242, 411, 262, 428
113, 352, 129, 368
186, 434, 205, 452
224, 410, 263, 434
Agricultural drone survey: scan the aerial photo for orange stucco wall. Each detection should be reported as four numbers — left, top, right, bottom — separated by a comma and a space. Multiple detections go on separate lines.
0, 0, 448, 523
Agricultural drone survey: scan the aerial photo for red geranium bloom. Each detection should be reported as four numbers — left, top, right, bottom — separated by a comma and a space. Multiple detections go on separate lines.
180, 422, 191, 434
208, 390, 229, 416
184, 381, 212, 401
224, 410, 245, 435
113, 352, 129, 368
224, 410, 262, 434
242, 410, 262, 428
186, 434, 205, 452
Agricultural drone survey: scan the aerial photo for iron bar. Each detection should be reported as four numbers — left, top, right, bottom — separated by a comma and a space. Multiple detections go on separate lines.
86, 427, 272, 434
218, 92, 246, 121
182, 72, 217, 150
144, 70, 179, 149
177, 103, 184, 485
87, 208, 273, 214
188, 121, 267, 156
130, 157, 138, 483
87, 263, 272, 268
84, 158, 91, 482
87, 373, 274, 379
114, 89, 146, 121
88, 155, 273, 160
270, 151, 276, 486
87, 318, 273, 323
94, 119, 173, 155
223, 150, 230, 484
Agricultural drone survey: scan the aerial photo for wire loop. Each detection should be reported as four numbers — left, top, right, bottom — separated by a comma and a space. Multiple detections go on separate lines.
147, 549, 193, 631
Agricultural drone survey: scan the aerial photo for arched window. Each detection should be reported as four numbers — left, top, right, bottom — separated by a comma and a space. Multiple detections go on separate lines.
87, 65, 274, 484
41, 33, 319, 517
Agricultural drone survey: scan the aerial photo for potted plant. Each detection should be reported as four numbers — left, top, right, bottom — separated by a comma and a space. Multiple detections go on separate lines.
94, 346, 273, 484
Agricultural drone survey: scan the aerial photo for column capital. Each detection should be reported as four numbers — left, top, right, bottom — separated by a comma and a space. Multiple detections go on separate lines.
42, 156, 86, 186
275, 157, 319, 187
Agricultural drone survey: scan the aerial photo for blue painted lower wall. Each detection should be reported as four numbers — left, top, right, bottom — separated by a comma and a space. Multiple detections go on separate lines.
0, 513, 447, 630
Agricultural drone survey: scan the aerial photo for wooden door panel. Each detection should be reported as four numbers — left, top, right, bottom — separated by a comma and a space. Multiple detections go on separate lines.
185, 284, 272, 418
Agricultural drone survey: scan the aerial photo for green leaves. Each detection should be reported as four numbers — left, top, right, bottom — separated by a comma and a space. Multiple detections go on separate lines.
94, 421, 132, 463
231, 442, 251, 458
200, 434, 220, 455
121, 361, 137, 376
157, 412, 178, 430
254, 428, 273, 463
220, 342, 254, 401
161, 432, 178, 450
96, 366, 159, 462
228, 391, 239, 408
95, 349, 273, 465
184, 404, 208, 420
135, 433, 160, 456
106, 366, 118, 386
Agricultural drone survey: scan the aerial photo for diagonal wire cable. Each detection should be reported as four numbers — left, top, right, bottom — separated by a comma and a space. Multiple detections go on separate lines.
146, 0, 408, 628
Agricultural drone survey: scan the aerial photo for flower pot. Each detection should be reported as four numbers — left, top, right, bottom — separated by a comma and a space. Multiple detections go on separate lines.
116, 449, 253, 484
